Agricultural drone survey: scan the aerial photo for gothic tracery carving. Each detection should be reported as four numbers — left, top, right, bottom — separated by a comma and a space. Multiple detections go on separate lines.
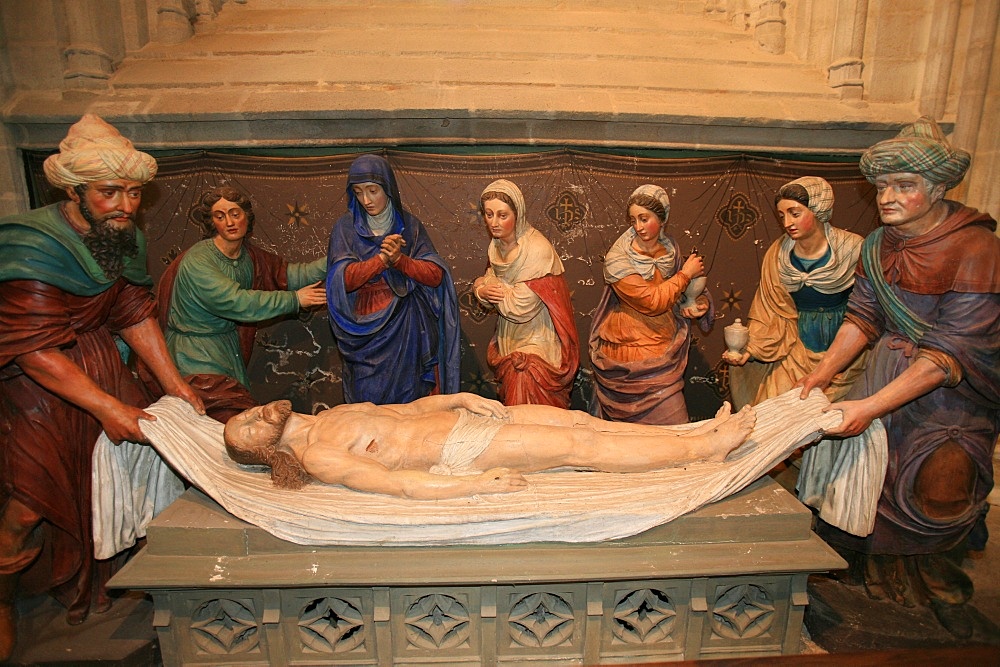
298, 597, 366, 653
711, 584, 775, 639
508, 592, 575, 647
404, 594, 471, 649
190, 598, 259, 654
612, 588, 677, 644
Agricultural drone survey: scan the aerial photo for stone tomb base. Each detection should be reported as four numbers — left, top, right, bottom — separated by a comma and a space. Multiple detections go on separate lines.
110, 477, 844, 665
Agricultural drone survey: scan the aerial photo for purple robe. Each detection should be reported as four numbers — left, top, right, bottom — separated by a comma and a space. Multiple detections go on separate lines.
828, 204, 1000, 555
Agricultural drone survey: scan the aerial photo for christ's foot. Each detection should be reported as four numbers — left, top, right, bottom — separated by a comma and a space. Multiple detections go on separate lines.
688, 401, 734, 436
705, 405, 756, 462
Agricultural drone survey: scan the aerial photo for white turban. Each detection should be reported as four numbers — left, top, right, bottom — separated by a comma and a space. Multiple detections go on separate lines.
43, 114, 157, 190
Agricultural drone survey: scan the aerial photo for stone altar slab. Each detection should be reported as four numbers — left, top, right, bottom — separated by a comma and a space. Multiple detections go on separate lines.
111, 477, 844, 665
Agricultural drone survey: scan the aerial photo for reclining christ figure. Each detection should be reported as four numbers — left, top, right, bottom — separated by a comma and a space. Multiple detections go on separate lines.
223, 392, 756, 499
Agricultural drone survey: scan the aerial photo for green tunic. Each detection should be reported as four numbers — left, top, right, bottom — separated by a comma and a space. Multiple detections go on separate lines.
165, 238, 325, 388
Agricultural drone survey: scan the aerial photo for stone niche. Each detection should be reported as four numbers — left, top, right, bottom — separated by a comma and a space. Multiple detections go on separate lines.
111, 477, 844, 665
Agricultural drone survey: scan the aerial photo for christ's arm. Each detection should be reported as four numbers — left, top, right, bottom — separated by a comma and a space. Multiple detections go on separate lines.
305, 450, 526, 499
382, 392, 509, 419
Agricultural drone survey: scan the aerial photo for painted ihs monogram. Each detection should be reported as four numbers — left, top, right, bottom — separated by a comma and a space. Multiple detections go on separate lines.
716, 192, 760, 240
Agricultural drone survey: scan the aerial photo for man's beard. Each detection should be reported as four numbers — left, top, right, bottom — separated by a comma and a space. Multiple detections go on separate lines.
263, 400, 294, 452
262, 400, 311, 490
79, 198, 139, 280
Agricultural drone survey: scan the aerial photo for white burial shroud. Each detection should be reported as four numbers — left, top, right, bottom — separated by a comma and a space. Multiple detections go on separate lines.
92, 388, 886, 555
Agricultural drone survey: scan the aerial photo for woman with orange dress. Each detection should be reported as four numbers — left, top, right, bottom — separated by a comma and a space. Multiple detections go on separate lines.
589, 184, 710, 424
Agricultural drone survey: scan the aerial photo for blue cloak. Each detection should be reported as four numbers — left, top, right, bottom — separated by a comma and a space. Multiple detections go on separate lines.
326, 154, 460, 404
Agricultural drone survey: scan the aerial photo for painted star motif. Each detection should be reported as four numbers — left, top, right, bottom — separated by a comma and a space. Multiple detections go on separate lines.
466, 201, 482, 226
287, 201, 310, 227
465, 371, 496, 398
161, 245, 182, 266
721, 286, 743, 312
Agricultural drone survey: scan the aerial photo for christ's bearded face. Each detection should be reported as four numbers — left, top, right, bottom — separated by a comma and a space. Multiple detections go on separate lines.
224, 400, 294, 463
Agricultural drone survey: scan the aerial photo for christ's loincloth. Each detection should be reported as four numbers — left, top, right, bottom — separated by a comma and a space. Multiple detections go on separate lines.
429, 408, 512, 476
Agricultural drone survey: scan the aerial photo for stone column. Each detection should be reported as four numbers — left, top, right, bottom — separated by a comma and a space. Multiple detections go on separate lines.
194, 0, 219, 33
154, 0, 194, 44
826, 0, 869, 105
728, 0, 750, 30
754, 1, 786, 55
0, 123, 29, 217
704, 1, 727, 20
918, 0, 961, 120
60, 0, 120, 88
950, 0, 999, 210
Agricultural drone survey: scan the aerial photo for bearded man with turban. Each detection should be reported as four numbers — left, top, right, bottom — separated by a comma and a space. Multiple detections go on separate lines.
0, 115, 204, 658
799, 117, 1000, 637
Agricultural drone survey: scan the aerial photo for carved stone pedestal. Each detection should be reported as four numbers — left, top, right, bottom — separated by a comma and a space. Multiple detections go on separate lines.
111, 477, 844, 665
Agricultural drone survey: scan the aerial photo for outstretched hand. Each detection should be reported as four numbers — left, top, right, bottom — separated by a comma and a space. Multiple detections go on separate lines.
100, 402, 156, 445
296, 281, 327, 308
796, 370, 832, 399
681, 295, 710, 319
168, 380, 206, 416
721, 350, 750, 366
479, 468, 529, 494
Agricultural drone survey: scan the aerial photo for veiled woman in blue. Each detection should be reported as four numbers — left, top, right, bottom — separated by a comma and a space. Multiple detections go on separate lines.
326, 154, 460, 403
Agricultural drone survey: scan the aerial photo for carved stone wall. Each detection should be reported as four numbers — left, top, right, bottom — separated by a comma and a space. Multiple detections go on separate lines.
151, 577, 811, 665
0, 1, 995, 218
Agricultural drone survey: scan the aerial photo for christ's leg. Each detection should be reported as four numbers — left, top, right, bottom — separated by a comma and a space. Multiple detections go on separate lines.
686, 402, 734, 436
506, 402, 736, 437
479, 405, 756, 473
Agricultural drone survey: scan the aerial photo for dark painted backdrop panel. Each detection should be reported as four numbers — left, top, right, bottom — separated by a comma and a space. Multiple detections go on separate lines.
26, 149, 878, 419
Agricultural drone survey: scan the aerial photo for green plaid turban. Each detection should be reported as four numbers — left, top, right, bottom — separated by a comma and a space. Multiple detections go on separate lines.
859, 116, 970, 190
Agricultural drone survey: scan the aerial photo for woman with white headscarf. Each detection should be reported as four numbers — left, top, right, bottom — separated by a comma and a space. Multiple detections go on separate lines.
589, 184, 710, 425
723, 176, 865, 404
473, 179, 579, 408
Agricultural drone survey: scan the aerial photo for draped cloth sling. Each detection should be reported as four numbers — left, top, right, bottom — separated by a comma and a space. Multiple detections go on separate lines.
92, 388, 884, 550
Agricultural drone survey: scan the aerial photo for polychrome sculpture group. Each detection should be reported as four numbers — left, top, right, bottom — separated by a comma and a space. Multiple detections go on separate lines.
0, 114, 995, 659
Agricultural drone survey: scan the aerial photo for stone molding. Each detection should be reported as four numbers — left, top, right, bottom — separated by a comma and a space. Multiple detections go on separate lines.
0, 1, 996, 217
